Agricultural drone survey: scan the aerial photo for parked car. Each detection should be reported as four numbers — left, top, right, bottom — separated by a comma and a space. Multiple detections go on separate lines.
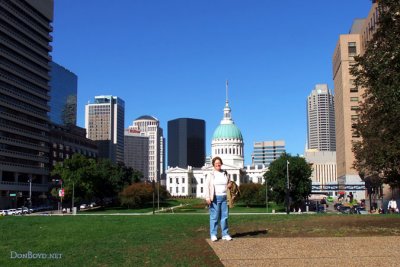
0, 210, 7, 216
6, 209, 17, 215
89, 202, 96, 208
80, 204, 88, 209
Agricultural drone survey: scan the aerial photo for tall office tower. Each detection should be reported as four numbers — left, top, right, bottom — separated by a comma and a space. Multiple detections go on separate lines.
49, 61, 77, 126
0, 0, 54, 209
124, 128, 149, 180
85, 96, 125, 163
332, 2, 378, 193
306, 84, 336, 151
129, 116, 164, 181
168, 118, 205, 168
252, 140, 286, 167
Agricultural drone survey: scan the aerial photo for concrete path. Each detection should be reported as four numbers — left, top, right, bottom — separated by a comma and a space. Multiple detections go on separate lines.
208, 236, 400, 266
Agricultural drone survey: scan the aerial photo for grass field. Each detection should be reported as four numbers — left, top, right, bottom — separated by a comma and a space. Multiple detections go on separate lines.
81, 199, 284, 214
1, 213, 400, 267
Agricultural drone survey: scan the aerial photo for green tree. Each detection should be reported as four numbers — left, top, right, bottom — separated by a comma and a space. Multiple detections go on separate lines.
119, 183, 170, 208
51, 154, 93, 203
351, 0, 400, 186
239, 183, 264, 206
51, 155, 142, 205
264, 153, 312, 209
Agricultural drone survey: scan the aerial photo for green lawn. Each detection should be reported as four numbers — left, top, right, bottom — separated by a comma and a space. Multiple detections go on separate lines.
1, 213, 400, 266
84, 199, 284, 214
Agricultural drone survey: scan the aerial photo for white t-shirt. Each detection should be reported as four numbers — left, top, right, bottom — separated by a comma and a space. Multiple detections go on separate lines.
213, 171, 227, 196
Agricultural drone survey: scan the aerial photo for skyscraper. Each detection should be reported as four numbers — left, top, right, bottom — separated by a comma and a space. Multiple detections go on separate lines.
49, 61, 77, 126
129, 116, 164, 181
306, 84, 336, 151
124, 128, 149, 180
85, 95, 125, 163
333, 2, 378, 200
252, 140, 286, 167
168, 118, 205, 168
0, 0, 54, 209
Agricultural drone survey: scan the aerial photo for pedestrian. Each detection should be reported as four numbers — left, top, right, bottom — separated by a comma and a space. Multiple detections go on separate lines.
320, 197, 327, 212
205, 156, 233, 242
388, 198, 398, 213
348, 192, 354, 203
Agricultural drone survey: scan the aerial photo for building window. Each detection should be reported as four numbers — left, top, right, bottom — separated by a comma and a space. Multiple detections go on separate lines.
350, 87, 358, 93
176, 178, 179, 184
170, 178, 172, 184
351, 115, 359, 120
201, 178, 203, 184
350, 97, 359, 102
170, 187, 172, 193
348, 42, 357, 56
351, 106, 360, 110
182, 178, 185, 183
182, 187, 185, 193
201, 187, 203, 193
176, 187, 178, 193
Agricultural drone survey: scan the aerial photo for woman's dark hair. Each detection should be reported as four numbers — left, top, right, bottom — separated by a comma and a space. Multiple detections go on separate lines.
212, 156, 223, 166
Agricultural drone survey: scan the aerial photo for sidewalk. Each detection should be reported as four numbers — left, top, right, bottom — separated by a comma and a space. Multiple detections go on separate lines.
208, 236, 400, 266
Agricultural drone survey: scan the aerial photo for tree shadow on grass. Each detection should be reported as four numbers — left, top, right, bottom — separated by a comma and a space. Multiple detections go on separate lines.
232, 229, 269, 238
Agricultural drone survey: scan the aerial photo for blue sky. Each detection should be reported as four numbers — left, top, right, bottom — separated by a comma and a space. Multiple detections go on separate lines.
51, 0, 373, 165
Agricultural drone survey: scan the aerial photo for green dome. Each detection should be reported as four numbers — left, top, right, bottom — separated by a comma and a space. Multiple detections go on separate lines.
212, 124, 243, 140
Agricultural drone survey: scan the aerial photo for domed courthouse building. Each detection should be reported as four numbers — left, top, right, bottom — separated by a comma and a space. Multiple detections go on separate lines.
166, 87, 267, 198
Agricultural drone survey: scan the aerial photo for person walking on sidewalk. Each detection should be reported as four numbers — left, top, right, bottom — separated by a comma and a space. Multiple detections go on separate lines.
205, 156, 233, 242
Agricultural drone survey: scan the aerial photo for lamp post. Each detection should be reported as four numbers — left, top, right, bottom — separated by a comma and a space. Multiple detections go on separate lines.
286, 160, 290, 215
157, 171, 160, 210
265, 178, 268, 212
71, 181, 75, 212
28, 175, 32, 209
152, 179, 155, 215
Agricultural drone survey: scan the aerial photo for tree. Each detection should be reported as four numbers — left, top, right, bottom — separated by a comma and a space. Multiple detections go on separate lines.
264, 153, 312, 209
51, 154, 93, 203
119, 183, 170, 208
351, 0, 400, 186
239, 183, 265, 207
51, 155, 143, 205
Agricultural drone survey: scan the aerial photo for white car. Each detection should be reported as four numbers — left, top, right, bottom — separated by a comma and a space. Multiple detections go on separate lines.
0, 210, 7, 216
80, 204, 88, 209
6, 209, 17, 215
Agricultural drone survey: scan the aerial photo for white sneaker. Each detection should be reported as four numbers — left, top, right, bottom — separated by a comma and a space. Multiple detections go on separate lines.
211, 236, 218, 242
222, 235, 233, 241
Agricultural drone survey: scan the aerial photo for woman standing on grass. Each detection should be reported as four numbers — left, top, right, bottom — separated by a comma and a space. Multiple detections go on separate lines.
205, 156, 233, 242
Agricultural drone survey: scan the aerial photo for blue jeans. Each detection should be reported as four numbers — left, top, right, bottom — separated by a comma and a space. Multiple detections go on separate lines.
209, 195, 229, 237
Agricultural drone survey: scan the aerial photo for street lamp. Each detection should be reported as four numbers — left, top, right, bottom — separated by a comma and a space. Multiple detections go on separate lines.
71, 181, 75, 212
28, 175, 32, 209
265, 178, 268, 212
286, 160, 290, 215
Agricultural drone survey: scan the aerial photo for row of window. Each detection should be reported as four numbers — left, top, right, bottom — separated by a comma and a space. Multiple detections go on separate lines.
170, 187, 204, 194
169, 177, 204, 184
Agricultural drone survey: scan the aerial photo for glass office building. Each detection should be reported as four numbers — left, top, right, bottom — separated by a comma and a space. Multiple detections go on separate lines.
168, 118, 205, 168
49, 61, 77, 126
